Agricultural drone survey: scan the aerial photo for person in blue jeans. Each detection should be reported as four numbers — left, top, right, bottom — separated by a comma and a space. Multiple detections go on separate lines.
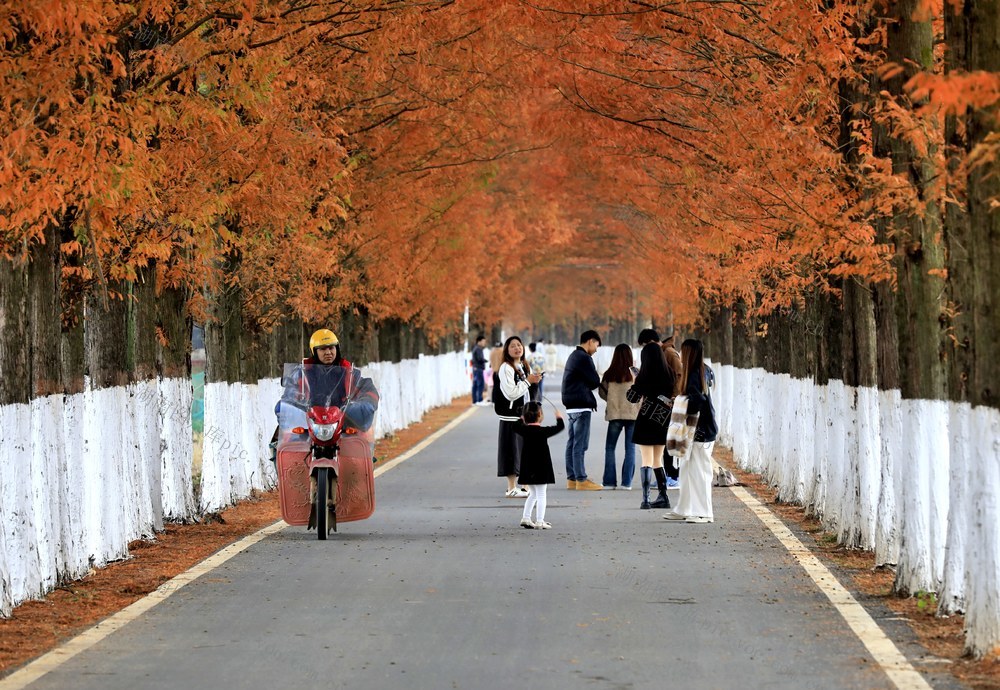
470, 335, 487, 404
599, 344, 640, 489
561, 329, 603, 491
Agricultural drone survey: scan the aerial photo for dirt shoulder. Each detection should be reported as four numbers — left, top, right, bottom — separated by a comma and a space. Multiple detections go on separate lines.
2, 404, 997, 688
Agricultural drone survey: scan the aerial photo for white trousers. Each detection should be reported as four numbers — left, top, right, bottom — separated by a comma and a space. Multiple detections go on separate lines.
674, 441, 714, 519
523, 484, 548, 522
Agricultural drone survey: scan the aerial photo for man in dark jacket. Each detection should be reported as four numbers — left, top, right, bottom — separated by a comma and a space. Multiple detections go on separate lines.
470, 336, 487, 405
561, 329, 603, 490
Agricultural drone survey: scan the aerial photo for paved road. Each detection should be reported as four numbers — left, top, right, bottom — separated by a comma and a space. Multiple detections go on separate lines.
20, 387, 961, 690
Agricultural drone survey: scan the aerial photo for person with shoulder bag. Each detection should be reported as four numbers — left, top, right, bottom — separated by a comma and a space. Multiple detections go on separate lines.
630, 329, 676, 510
663, 338, 718, 524
494, 336, 542, 498
599, 344, 640, 490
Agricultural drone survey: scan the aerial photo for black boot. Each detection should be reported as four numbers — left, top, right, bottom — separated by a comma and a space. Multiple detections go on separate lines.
650, 467, 671, 509
640, 467, 652, 509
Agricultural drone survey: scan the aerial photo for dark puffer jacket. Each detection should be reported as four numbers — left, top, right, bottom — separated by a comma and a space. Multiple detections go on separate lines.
561, 347, 600, 410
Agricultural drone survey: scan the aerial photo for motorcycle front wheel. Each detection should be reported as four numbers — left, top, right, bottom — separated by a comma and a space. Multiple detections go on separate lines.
316, 467, 329, 540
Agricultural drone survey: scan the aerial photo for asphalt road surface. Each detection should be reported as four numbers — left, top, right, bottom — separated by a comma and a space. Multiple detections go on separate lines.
18, 383, 961, 690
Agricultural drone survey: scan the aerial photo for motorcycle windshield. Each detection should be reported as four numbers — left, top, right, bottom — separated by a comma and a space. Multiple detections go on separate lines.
278, 363, 380, 433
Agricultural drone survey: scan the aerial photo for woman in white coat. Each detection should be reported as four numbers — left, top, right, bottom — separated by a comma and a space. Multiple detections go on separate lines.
494, 336, 543, 497
663, 338, 718, 523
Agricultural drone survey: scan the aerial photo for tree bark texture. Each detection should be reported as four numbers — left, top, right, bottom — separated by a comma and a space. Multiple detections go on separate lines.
84, 284, 130, 390
965, 0, 1000, 407
0, 258, 31, 405
158, 283, 191, 380
877, 0, 948, 402
29, 226, 63, 397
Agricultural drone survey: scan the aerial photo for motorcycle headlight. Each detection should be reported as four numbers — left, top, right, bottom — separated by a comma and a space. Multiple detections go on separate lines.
311, 421, 338, 442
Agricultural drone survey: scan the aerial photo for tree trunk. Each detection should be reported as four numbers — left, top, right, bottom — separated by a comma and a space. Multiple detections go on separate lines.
205, 265, 242, 384
158, 283, 191, 380
29, 227, 63, 397
841, 279, 879, 389
85, 285, 130, 389
966, 1, 1000, 407
131, 269, 159, 382
0, 257, 31, 405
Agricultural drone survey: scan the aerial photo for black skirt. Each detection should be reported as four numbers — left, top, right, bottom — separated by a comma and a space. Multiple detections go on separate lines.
497, 420, 524, 477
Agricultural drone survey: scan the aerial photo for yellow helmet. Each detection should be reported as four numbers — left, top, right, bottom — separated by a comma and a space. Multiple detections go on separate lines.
309, 329, 339, 352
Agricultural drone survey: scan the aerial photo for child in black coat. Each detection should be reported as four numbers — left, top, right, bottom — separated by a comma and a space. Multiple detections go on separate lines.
513, 402, 564, 529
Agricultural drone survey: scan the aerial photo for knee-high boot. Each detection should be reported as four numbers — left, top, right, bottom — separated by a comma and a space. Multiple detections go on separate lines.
650, 467, 671, 509
640, 467, 653, 509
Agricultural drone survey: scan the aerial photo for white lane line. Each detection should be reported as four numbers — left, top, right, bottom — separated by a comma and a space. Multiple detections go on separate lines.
0, 405, 477, 689
731, 486, 932, 690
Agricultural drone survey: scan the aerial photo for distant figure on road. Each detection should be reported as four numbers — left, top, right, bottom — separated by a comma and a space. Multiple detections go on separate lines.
471, 335, 487, 405
632, 328, 675, 510
599, 344, 640, 490
527, 342, 547, 400
561, 329, 603, 491
486, 341, 504, 402
514, 401, 564, 529
544, 339, 558, 372
664, 338, 718, 524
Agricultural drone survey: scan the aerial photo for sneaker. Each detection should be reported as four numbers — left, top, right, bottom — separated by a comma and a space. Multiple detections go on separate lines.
534, 520, 552, 529
666, 478, 680, 490
520, 517, 536, 529
663, 511, 686, 521
576, 479, 603, 491
566, 480, 578, 490
620, 485, 633, 491
506, 488, 529, 498
685, 516, 713, 524
603, 485, 617, 490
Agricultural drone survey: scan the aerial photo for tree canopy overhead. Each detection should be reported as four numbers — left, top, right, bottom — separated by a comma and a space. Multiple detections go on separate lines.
1, 0, 997, 339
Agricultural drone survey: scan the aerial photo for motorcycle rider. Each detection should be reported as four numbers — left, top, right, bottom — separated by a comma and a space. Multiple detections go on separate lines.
269, 329, 378, 460
272, 328, 379, 532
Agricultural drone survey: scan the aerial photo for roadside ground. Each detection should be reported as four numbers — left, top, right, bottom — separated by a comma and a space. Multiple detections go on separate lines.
1, 400, 998, 689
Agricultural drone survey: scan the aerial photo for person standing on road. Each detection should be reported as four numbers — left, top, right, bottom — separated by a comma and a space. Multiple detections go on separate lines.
599, 343, 640, 490
664, 338, 718, 524
486, 341, 504, 402
632, 328, 676, 510
495, 336, 543, 498
561, 329, 603, 491
471, 335, 488, 405
527, 342, 547, 401
514, 402, 564, 529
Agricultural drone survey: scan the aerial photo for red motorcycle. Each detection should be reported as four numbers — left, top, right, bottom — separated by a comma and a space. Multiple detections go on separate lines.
275, 363, 379, 539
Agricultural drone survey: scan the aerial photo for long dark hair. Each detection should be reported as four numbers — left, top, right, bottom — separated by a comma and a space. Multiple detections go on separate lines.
634, 341, 674, 396
502, 335, 530, 373
602, 343, 635, 384
681, 338, 706, 394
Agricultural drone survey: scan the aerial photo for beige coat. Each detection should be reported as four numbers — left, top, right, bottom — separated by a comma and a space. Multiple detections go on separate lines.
599, 380, 640, 421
